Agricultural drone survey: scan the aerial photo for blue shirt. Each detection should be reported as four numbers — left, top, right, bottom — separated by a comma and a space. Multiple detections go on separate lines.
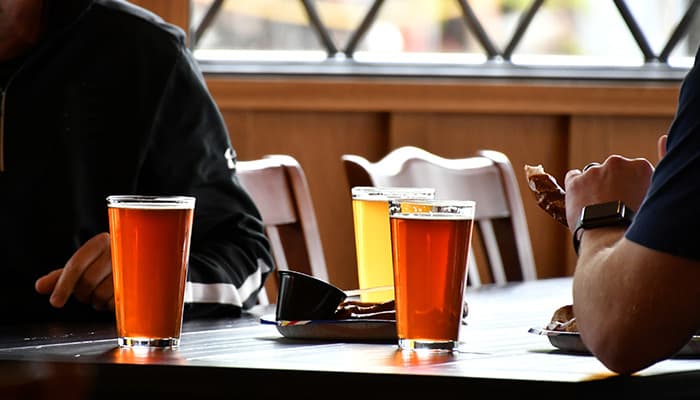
626, 49, 700, 260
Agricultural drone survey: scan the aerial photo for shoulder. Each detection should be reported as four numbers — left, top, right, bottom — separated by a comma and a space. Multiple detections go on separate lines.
87, 0, 187, 52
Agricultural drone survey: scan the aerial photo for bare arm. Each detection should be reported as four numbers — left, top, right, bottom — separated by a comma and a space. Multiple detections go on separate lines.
572, 232, 700, 374
565, 152, 700, 374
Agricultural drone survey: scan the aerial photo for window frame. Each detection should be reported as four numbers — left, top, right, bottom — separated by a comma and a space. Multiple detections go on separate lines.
188, 0, 699, 82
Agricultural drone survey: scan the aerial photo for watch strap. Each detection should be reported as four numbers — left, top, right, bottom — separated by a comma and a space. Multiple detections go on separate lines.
572, 201, 635, 255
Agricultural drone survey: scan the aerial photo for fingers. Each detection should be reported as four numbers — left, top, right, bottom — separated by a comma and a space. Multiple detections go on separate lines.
90, 276, 113, 306
44, 233, 112, 309
564, 155, 654, 227
72, 244, 112, 304
35, 269, 62, 295
564, 167, 582, 187
658, 134, 668, 161
89, 278, 114, 311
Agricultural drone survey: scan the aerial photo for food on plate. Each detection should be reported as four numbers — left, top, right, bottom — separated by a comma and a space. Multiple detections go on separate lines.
334, 299, 395, 320
546, 304, 578, 332
524, 164, 568, 227
334, 298, 470, 322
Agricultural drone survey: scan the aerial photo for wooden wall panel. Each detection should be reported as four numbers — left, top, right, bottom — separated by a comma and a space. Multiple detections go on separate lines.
206, 78, 679, 116
568, 116, 671, 169
388, 113, 571, 278
131, 3, 684, 293
564, 116, 674, 272
221, 110, 388, 289
206, 77, 680, 291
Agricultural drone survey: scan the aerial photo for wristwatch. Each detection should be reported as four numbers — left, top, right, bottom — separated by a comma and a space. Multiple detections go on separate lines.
572, 200, 635, 255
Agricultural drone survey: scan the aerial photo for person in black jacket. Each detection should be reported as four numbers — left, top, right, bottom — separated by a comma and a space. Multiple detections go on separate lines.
0, 0, 274, 323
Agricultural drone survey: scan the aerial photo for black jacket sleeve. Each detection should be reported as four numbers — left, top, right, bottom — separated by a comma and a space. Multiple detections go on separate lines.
140, 45, 274, 319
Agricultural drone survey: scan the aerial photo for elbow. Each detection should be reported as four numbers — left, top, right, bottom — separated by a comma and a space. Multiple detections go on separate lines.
582, 330, 664, 375
594, 351, 652, 376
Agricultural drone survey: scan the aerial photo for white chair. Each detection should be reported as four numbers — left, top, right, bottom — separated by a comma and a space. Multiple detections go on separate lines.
342, 146, 536, 287
236, 154, 328, 304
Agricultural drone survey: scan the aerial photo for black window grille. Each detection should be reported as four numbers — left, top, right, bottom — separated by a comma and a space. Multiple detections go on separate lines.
190, 0, 700, 81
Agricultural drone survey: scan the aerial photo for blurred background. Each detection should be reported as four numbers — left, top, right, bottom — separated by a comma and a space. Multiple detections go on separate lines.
190, 0, 700, 70
133, 0, 696, 290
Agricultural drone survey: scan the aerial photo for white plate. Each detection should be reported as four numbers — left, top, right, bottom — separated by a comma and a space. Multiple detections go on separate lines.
529, 327, 700, 356
261, 315, 396, 342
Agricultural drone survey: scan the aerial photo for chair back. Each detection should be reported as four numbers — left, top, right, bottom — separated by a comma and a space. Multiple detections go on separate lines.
342, 146, 536, 287
236, 154, 328, 303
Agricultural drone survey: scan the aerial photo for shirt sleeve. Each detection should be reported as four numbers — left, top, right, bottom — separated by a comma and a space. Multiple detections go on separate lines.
625, 50, 700, 261
140, 45, 275, 318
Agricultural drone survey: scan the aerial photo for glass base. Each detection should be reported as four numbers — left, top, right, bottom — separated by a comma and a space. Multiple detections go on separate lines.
398, 338, 458, 352
118, 337, 180, 349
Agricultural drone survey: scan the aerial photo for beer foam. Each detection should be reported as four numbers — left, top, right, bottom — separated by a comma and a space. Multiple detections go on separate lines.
106, 196, 195, 209
108, 202, 194, 210
391, 213, 472, 220
351, 186, 435, 201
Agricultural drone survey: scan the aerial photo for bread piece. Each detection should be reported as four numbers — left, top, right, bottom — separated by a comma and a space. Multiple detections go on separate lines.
546, 304, 578, 332
524, 164, 568, 227
334, 299, 395, 320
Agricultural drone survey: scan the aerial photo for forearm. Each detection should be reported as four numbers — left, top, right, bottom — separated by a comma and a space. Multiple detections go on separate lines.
572, 227, 627, 329
573, 227, 628, 330
572, 227, 648, 373
573, 226, 669, 346
184, 228, 274, 318
575, 226, 625, 264
572, 228, 700, 374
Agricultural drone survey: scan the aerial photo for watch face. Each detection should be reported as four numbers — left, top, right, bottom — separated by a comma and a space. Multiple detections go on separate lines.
583, 201, 622, 219
581, 201, 633, 228
574, 201, 635, 255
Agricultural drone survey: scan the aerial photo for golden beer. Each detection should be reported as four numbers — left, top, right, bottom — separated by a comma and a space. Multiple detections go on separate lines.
351, 187, 434, 302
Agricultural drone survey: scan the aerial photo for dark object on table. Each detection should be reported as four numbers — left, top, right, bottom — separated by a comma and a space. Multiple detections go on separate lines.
275, 270, 347, 321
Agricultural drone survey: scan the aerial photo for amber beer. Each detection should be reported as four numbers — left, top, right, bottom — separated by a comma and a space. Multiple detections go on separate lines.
389, 199, 475, 352
351, 187, 435, 302
107, 195, 195, 348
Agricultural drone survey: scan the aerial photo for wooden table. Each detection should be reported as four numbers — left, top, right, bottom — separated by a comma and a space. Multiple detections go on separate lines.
1, 277, 699, 399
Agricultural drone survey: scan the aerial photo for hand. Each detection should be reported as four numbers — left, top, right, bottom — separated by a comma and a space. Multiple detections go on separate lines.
564, 155, 654, 230
35, 232, 115, 311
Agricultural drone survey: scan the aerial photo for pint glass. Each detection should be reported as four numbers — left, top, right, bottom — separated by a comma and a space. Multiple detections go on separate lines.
351, 187, 435, 302
107, 195, 195, 348
389, 199, 475, 352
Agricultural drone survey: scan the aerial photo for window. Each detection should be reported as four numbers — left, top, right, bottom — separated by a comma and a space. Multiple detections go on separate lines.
191, 0, 700, 80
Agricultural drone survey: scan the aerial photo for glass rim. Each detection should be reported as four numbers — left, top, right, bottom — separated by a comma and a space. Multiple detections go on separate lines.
106, 195, 196, 208
389, 198, 475, 207
389, 198, 476, 218
351, 186, 435, 201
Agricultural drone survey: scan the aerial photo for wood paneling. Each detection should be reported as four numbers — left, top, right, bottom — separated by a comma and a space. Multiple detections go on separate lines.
564, 116, 672, 272
206, 76, 678, 291
388, 113, 571, 278
568, 116, 669, 168
222, 110, 388, 288
206, 77, 679, 116
130, 1, 681, 290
